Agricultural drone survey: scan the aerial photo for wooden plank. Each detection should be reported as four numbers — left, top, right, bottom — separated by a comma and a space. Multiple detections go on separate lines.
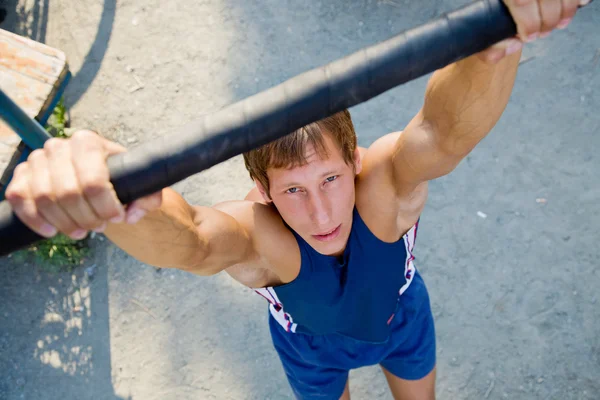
0, 28, 69, 139
0, 29, 70, 180
0, 64, 54, 117
0, 38, 66, 83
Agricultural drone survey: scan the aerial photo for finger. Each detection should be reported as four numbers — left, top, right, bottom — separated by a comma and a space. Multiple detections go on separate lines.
539, 0, 563, 35
478, 38, 523, 64
125, 191, 163, 224
44, 138, 99, 239
101, 135, 127, 155
70, 131, 126, 226
72, 130, 128, 155
27, 149, 79, 237
558, 0, 579, 27
504, 0, 543, 42
4, 163, 57, 238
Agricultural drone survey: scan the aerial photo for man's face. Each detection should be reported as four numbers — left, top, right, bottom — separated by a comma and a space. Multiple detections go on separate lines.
262, 134, 361, 257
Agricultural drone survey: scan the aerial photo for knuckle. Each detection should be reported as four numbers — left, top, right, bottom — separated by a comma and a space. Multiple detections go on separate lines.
81, 178, 108, 197
12, 162, 29, 177
44, 137, 65, 152
33, 192, 54, 209
28, 149, 46, 162
4, 185, 24, 203
56, 187, 82, 204
72, 129, 98, 143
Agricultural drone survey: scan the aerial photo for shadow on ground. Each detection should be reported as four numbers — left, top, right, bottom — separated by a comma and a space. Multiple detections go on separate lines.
0, 0, 48, 43
0, 242, 129, 400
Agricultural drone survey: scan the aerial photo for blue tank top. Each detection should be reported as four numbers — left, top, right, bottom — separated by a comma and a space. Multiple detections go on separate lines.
254, 207, 419, 343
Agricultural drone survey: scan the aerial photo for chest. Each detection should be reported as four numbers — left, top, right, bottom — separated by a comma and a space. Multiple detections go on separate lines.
272, 225, 417, 341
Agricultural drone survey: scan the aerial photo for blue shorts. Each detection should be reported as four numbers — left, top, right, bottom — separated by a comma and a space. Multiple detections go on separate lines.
269, 271, 436, 399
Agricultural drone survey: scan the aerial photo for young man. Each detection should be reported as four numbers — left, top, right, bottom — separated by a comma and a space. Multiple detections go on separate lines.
5, 1, 583, 398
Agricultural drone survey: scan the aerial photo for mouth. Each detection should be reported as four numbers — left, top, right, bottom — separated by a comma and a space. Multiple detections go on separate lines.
312, 224, 341, 242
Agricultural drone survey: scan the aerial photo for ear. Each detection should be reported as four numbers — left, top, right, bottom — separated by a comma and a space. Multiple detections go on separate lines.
353, 147, 363, 175
254, 180, 272, 204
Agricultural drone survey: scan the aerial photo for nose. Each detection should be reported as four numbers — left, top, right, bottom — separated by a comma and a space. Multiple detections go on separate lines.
308, 191, 331, 227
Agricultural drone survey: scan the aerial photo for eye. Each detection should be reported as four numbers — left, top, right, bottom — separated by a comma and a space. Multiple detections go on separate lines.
286, 187, 299, 194
325, 176, 338, 183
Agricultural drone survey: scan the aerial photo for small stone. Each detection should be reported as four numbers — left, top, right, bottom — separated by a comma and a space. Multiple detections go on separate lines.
535, 198, 547, 204
477, 211, 488, 219
127, 137, 138, 144
537, 378, 544, 383
132, 17, 139, 26
126, 65, 134, 73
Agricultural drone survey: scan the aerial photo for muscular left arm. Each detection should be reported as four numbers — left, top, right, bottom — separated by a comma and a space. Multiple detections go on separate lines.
389, 50, 521, 191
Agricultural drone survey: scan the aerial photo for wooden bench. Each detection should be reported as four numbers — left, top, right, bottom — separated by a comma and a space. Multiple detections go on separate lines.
0, 28, 70, 198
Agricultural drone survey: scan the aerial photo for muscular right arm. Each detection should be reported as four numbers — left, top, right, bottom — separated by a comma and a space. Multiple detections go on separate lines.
104, 188, 255, 276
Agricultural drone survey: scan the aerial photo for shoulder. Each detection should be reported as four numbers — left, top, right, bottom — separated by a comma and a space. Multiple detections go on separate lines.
213, 200, 301, 284
355, 131, 427, 241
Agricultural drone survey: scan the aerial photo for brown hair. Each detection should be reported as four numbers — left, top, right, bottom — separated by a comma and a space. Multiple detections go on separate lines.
243, 109, 357, 198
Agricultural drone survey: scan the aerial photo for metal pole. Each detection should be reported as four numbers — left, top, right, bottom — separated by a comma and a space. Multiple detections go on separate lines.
0, 89, 52, 150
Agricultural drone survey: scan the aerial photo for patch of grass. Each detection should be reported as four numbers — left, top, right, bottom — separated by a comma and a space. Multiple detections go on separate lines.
44, 97, 68, 138
12, 98, 90, 273
13, 234, 90, 274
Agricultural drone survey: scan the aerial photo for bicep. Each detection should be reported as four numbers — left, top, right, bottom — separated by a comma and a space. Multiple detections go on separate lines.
389, 111, 464, 190
208, 201, 300, 284
187, 202, 257, 275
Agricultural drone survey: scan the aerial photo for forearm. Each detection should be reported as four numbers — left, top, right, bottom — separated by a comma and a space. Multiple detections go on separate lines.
422, 50, 521, 155
104, 188, 207, 269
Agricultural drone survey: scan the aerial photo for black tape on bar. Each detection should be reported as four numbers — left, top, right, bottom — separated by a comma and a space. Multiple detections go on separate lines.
0, 0, 516, 256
